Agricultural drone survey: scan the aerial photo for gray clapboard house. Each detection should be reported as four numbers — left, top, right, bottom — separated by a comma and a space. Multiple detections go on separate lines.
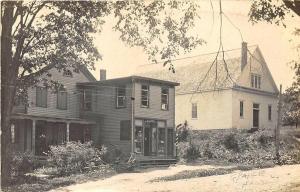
11, 67, 97, 155
78, 75, 179, 160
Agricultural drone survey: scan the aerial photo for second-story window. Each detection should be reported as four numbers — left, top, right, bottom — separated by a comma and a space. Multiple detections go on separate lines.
251, 73, 261, 89
57, 88, 67, 110
63, 69, 73, 77
83, 90, 92, 111
141, 84, 149, 108
161, 87, 169, 110
116, 86, 126, 108
36, 87, 47, 108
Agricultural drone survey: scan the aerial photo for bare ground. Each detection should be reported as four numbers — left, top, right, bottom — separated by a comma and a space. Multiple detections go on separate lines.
52, 164, 300, 192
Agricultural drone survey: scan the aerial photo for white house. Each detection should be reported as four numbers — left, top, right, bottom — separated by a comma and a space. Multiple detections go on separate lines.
137, 42, 279, 130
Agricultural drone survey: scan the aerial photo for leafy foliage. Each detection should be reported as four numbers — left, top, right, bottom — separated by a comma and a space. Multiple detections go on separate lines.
176, 121, 190, 143
47, 142, 106, 176
283, 62, 300, 127
177, 129, 300, 166
11, 152, 36, 177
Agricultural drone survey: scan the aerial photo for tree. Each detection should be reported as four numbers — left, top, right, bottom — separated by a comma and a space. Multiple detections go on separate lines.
283, 62, 300, 128
249, 0, 300, 129
1, 1, 202, 186
249, 0, 300, 26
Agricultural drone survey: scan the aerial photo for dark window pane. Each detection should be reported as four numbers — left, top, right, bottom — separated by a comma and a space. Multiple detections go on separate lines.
116, 86, 126, 108
120, 120, 131, 140
36, 87, 47, 107
240, 101, 244, 118
57, 91, 67, 110
268, 105, 272, 120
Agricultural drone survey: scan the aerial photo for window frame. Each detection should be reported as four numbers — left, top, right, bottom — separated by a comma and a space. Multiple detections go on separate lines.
191, 103, 198, 119
82, 89, 92, 111
116, 86, 126, 108
268, 104, 272, 121
240, 100, 244, 118
57, 89, 68, 110
161, 87, 169, 111
141, 84, 150, 108
36, 86, 47, 108
63, 70, 73, 77
251, 73, 262, 89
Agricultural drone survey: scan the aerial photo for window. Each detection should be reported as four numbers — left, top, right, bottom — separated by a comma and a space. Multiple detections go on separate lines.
268, 105, 272, 121
57, 88, 67, 110
240, 101, 244, 118
36, 87, 47, 107
11, 124, 15, 144
120, 120, 131, 140
141, 85, 149, 108
134, 120, 143, 153
192, 103, 197, 119
253, 103, 259, 109
63, 70, 73, 77
83, 90, 92, 111
116, 86, 126, 108
251, 74, 261, 89
161, 87, 169, 110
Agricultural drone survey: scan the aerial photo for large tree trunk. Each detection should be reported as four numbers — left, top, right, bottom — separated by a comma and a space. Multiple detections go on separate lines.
1, 2, 16, 187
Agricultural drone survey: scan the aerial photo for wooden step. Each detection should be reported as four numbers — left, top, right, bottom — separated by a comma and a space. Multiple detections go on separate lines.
137, 159, 177, 168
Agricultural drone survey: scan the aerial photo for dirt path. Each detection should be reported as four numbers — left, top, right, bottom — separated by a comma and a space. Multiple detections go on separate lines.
52, 164, 300, 192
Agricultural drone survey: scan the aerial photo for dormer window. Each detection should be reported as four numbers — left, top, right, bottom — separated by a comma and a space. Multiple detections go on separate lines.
63, 70, 73, 77
251, 73, 261, 89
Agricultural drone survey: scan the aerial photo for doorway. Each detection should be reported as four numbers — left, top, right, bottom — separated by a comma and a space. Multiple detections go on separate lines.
143, 120, 157, 156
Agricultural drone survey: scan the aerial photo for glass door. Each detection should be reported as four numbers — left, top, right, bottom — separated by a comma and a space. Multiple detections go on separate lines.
144, 120, 157, 156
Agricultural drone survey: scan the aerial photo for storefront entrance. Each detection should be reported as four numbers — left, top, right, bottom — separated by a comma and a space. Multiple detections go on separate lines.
134, 119, 174, 157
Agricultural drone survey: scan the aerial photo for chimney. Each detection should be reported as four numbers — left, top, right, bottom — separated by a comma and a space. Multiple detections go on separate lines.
100, 69, 106, 81
241, 42, 247, 70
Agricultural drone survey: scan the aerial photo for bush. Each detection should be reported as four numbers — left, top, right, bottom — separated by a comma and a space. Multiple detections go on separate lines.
177, 142, 200, 162
223, 133, 239, 152
48, 141, 106, 175
176, 121, 190, 143
12, 152, 36, 176
177, 128, 300, 167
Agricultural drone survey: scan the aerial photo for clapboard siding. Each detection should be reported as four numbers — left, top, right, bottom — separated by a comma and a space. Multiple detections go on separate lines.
26, 68, 92, 118
134, 82, 175, 128
80, 83, 132, 152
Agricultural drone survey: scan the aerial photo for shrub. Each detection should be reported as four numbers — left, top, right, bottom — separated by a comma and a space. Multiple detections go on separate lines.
223, 133, 239, 152
177, 142, 200, 162
12, 152, 36, 176
177, 128, 300, 167
48, 141, 106, 175
176, 121, 190, 143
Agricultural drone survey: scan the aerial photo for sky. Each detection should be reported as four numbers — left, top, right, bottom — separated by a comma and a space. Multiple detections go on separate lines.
92, 0, 300, 90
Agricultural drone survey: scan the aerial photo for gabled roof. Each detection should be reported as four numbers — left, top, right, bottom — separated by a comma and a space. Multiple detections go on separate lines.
136, 46, 258, 94
77, 75, 180, 87
79, 66, 97, 82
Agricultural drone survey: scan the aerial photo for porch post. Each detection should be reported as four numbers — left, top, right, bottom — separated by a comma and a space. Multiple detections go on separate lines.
66, 122, 70, 142
32, 120, 36, 155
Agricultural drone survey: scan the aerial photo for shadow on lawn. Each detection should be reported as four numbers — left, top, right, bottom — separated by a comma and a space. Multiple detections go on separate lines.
2, 169, 117, 192
149, 163, 276, 183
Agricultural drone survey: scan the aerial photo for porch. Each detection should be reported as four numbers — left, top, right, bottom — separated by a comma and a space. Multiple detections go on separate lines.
11, 114, 96, 155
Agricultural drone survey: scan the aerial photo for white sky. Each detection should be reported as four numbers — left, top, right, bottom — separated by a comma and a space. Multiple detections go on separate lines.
92, 0, 300, 90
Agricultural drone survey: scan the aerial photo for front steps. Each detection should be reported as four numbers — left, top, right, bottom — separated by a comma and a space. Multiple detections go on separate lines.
137, 158, 177, 168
